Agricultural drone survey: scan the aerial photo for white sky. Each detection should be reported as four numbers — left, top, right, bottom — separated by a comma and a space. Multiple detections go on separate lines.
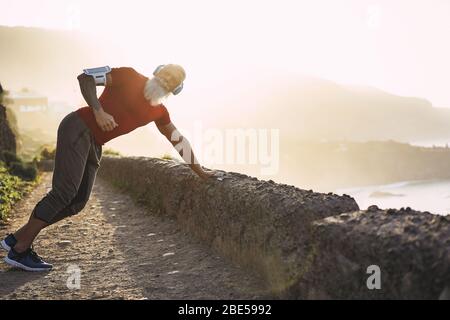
1, 0, 449, 107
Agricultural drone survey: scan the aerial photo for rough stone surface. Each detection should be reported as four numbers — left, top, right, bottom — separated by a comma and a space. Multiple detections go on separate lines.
291, 207, 450, 299
0, 104, 16, 155
98, 157, 359, 294
99, 157, 450, 299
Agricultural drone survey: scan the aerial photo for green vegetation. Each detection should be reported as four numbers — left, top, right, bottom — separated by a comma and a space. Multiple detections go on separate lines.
0, 150, 38, 181
0, 85, 40, 221
0, 150, 39, 221
0, 161, 38, 221
8, 161, 38, 181
160, 153, 174, 161
103, 148, 121, 157
39, 144, 56, 160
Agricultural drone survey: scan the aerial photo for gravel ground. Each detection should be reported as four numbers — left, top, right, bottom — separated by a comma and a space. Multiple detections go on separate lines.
0, 173, 268, 300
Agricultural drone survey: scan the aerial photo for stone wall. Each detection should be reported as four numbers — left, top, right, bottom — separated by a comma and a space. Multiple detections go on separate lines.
291, 206, 450, 299
98, 156, 450, 299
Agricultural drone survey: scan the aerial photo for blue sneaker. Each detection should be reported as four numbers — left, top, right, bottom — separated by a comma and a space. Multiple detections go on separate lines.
1, 234, 17, 252
4, 247, 53, 272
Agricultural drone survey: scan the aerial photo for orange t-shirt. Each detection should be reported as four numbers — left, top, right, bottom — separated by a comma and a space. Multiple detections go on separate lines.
76, 67, 171, 146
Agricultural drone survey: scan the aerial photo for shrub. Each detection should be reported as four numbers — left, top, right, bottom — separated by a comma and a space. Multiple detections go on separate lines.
103, 148, 121, 157
0, 150, 20, 166
39, 145, 56, 160
0, 162, 35, 221
161, 153, 174, 160
8, 161, 38, 181
0, 150, 38, 181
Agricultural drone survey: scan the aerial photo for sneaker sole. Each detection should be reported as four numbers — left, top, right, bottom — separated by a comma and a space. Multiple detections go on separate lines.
4, 257, 52, 272
1, 240, 11, 252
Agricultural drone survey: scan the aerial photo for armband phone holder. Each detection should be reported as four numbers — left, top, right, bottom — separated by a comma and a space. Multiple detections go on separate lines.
83, 66, 112, 85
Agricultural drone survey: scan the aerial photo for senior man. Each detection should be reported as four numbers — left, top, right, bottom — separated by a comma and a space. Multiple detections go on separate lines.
1, 64, 215, 271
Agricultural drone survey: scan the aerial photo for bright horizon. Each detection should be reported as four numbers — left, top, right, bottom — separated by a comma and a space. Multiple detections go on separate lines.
0, 0, 449, 108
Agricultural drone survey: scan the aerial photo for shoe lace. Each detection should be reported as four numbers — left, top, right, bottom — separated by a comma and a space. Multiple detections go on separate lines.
28, 245, 43, 262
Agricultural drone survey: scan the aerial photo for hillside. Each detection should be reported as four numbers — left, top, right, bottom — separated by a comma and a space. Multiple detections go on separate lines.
3, 26, 450, 190
218, 74, 450, 144
2, 26, 450, 145
0, 26, 114, 103
279, 140, 450, 190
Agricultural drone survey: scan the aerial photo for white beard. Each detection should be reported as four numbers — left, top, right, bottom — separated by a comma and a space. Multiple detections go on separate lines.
144, 77, 170, 106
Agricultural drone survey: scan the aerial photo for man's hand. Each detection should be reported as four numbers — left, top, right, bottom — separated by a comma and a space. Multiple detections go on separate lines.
197, 168, 218, 181
157, 121, 221, 181
77, 71, 114, 130
93, 109, 118, 132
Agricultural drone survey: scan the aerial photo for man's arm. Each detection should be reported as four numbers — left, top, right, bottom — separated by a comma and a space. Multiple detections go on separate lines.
157, 122, 215, 180
77, 72, 118, 132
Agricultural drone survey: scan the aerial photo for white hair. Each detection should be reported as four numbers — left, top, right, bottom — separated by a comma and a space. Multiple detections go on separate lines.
143, 77, 170, 106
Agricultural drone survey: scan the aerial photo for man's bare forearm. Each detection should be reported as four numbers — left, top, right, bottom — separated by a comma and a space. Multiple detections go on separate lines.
168, 135, 205, 175
158, 124, 214, 179
170, 135, 197, 164
77, 74, 102, 111
188, 162, 206, 176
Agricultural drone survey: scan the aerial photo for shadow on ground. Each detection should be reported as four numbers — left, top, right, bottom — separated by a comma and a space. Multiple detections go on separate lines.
95, 178, 270, 299
0, 174, 269, 300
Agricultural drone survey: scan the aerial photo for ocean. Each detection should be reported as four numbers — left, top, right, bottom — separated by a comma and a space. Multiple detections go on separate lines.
336, 180, 450, 216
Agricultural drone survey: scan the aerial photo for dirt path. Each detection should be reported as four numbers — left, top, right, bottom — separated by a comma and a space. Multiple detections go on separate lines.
0, 173, 267, 300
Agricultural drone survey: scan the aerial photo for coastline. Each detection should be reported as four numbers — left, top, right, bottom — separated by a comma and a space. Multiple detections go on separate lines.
337, 179, 450, 215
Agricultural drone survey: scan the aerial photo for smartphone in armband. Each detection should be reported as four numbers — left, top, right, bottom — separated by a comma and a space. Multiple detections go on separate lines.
83, 66, 112, 85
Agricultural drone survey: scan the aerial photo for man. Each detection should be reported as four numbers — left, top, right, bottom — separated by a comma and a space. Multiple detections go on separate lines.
1, 64, 216, 271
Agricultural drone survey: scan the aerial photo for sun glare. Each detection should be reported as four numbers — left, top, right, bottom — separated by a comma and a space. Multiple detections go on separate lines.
0, 0, 449, 107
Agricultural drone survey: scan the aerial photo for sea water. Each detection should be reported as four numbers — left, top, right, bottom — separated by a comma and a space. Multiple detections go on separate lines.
336, 180, 450, 216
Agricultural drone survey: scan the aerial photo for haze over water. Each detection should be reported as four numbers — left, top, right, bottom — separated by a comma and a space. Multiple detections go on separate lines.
337, 179, 450, 216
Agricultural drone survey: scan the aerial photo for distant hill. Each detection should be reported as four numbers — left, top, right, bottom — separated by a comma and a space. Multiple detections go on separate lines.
277, 140, 450, 191
215, 74, 450, 144
0, 23, 450, 187
0, 26, 114, 104
2, 26, 450, 144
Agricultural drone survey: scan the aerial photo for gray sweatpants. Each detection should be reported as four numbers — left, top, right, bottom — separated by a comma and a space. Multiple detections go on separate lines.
33, 111, 102, 225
